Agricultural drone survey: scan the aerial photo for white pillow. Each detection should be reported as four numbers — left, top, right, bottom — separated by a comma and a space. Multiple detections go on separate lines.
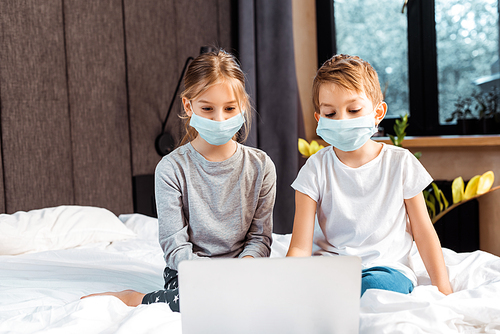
119, 213, 159, 241
0, 206, 136, 255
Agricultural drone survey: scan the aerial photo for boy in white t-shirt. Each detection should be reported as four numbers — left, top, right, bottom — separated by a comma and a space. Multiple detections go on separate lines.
287, 54, 453, 296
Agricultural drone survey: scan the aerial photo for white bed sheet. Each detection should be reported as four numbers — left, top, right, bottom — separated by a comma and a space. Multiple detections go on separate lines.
0, 213, 499, 334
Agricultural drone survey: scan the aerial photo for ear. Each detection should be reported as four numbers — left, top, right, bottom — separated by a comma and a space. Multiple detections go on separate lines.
182, 97, 192, 116
314, 112, 321, 122
374, 102, 387, 125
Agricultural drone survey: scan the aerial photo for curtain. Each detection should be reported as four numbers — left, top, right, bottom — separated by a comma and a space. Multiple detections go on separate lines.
237, 0, 300, 234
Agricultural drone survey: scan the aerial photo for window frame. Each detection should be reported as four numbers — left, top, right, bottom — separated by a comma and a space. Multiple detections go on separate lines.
406, 0, 455, 135
315, 0, 499, 136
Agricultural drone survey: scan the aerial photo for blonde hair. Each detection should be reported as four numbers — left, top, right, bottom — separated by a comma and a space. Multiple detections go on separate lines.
312, 54, 383, 113
179, 49, 251, 146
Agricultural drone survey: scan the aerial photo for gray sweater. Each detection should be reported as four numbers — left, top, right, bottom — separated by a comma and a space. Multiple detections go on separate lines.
155, 142, 276, 270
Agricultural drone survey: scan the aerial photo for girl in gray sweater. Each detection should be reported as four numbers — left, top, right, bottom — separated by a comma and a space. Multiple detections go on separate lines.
83, 49, 276, 312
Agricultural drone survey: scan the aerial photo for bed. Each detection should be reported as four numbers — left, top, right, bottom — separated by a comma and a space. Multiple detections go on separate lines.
1, 206, 499, 334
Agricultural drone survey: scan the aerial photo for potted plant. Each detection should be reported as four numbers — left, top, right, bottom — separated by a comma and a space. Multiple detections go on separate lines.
447, 95, 480, 134
473, 87, 500, 134
446, 87, 500, 134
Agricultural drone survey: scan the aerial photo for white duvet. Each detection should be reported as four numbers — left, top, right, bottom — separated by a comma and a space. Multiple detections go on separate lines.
0, 213, 499, 334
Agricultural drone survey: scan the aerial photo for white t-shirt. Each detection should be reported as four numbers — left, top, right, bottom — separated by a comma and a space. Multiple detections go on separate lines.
291, 143, 432, 285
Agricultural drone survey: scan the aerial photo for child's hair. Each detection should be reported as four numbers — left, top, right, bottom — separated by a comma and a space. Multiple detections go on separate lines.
179, 49, 251, 146
312, 54, 384, 112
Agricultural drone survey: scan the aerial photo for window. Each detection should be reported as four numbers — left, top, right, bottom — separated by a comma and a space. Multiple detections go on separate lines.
436, 0, 499, 124
315, 0, 500, 136
333, 0, 409, 120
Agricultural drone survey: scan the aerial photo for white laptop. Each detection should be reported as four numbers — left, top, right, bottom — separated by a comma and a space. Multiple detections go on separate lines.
178, 256, 361, 334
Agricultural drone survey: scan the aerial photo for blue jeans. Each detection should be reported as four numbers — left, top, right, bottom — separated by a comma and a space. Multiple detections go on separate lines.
361, 266, 414, 296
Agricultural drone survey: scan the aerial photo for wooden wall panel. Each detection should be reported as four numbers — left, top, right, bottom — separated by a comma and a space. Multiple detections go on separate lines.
0, 0, 235, 214
174, 1, 221, 61
125, 0, 234, 176
124, 0, 179, 176
0, 10, 4, 213
0, 1, 74, 213
217, 0, 233, 52
0, 142, 4, 214
64, 0, 133, 215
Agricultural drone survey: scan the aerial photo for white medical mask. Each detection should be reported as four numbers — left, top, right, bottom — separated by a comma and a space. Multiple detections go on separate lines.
316, 112, 378, 152
189, 102, 245, 146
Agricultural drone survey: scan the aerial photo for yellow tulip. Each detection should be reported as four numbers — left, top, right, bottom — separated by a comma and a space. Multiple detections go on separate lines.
463, 175, 480, 200
477, 171, 495, 195
309, 140, 319, 156
298, 138, 310, 157
298, 138, 325, 157
451, 176, 464, 204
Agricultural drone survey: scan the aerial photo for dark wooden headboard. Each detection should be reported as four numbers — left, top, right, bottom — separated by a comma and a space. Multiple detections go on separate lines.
133, 174, 157, 218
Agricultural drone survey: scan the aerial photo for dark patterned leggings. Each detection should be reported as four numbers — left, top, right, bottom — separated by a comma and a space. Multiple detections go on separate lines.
141, 267, 180, 312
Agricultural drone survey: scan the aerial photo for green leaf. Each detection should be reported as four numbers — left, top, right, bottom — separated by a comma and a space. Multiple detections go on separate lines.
388, 113, 415, 149
427, 196, 436, 218
431, 183, 443, 212
425, 198, 436, 218
388, 134, 396, 146
439, 189, 449, 210
413, 152, 422, 159
423, 190, 436, 218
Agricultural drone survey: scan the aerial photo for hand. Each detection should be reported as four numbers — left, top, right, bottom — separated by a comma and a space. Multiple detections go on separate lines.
81, 289, 146, 307
242, 255, 254, 258
437, 282, 453, 296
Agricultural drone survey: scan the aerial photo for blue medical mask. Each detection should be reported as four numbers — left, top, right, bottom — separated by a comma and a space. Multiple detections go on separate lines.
189, 102, 246, 146
316, 112, 378, 152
